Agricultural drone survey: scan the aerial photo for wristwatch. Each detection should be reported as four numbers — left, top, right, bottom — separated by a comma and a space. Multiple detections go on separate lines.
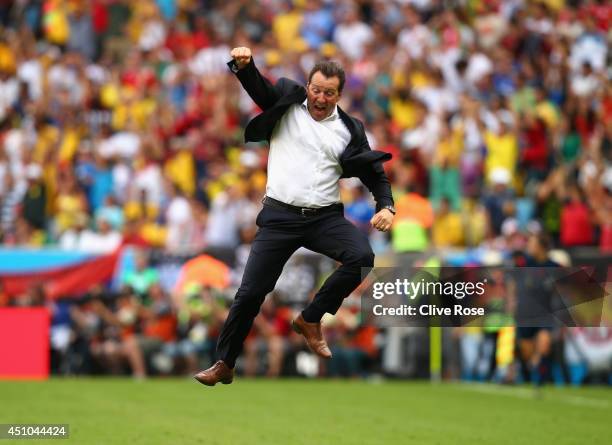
382, 205, 396, 215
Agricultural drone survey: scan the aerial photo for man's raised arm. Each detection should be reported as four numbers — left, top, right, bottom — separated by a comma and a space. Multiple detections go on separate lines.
227, 47, 281, 111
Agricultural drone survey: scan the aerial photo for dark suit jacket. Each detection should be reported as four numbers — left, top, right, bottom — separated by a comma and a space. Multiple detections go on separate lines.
228, 59, 394, 211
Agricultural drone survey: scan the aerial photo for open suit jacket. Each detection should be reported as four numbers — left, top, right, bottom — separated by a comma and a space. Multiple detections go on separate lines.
228, 59, 394, 211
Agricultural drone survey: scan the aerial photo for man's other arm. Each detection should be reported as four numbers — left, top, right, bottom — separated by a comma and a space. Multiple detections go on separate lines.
353, 123, 395, 232
363, 165, 395, 232
352, 123, 394, 210
228, 46, 281, 111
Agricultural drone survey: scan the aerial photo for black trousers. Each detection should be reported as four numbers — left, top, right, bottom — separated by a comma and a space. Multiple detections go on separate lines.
216, 203, 374, 368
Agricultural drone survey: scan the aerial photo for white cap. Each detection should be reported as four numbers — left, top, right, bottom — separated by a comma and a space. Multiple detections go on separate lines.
501, 218, 519, 236
489, 167, 511, 185
497, 110, 515, 127
402, 130, 424, 150
25, 163, 42, 180
549, 249, 571, 267
481, 249, 503, 266
240, 151, 260, 169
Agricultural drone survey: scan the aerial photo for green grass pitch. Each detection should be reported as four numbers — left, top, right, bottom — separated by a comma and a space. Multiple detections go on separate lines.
1, 379, 610, 444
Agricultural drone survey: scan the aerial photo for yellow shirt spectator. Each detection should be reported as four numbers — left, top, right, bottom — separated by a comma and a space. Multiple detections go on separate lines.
33, 124, 60, 164
112, 93, 156, 130
535, 100, 560, 129
140, 221, 167, 247
43, 0, 70, 45
542, 0, 564, 12
58, 127, 82, 164
463, 201, 488, 247
432, 211, 464, 247
484, 130, 518, 185
410, 70, 431, 89
164, 151, 196, 197
124, 201, 159, 221
273, 9, 303, 51
389, 98, 418, 130
435, 127, 463, 167
55, 194, 87, 233
0, 43, 16, 74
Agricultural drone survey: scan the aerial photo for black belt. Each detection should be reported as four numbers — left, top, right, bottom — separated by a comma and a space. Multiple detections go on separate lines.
262, 196, 342, 217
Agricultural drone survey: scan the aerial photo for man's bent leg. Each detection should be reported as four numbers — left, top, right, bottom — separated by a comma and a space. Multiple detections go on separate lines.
302, 214, 374, 322
216, 224, 301, 368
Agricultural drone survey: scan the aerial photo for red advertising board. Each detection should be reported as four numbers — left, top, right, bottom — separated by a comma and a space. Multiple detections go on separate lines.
0, 308, 49, 379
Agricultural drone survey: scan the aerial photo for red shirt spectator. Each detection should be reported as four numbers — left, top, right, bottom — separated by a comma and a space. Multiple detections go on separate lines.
580, 3, 612, 32
560, 200, 594, 246
92, 1, 109, 35
521, 118, 548, 171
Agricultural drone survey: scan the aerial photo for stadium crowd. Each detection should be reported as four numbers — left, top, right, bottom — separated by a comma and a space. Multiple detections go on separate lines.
0, 0, 610, 382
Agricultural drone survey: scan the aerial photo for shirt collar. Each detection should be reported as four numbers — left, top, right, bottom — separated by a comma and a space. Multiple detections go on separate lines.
301, 99, 339, 122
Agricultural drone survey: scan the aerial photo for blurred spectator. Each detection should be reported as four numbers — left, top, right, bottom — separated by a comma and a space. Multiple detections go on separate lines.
482, 168, 515, 237
432, 198, 463, 248
243, 296, 290, 377
333, 7, 373, 61
67, 2, 96, 61
122, 250, 159, 299
164, 181, 195, 254
204, 182, 248, 253
325, 305, 376, 378
301, 0, 334, 50
21, 163, 47, 238
429, 120, 462, 211
560, 183, 594, 247
54, 171, 89, 236
479, 105, 518, 186
391, 162, 433, 253
136, 283, 177, 375
345, 184, 375, 235
94, 194, 124, 231
173, 285, 227, 374
60, 212, 121, 253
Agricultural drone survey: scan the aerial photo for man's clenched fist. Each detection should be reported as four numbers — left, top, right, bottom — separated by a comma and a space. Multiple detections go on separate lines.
230, 47, 252, 70
370, 208, 394, 232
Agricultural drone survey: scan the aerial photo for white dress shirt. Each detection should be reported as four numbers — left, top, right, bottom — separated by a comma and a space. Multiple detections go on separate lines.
266, 100, 351, 208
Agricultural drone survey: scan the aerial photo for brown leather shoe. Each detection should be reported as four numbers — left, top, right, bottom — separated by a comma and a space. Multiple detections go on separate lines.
194, 360, 234, 386
292, 314, 332, 359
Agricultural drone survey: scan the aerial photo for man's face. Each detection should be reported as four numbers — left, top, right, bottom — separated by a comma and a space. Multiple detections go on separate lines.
306, 71, 341, 121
